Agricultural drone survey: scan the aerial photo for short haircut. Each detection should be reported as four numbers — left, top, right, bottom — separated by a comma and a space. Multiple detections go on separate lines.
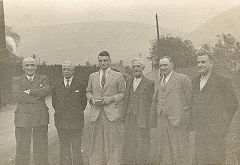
197, 49, 215, 62
98, 51, 110, 59
22, 57, 37, 66
62, 60, 75, 69
159, 56, 174, 63
131, 58, 145, 66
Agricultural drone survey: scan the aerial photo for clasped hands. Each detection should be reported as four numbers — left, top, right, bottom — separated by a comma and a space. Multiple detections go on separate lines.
89, 96, 115, 106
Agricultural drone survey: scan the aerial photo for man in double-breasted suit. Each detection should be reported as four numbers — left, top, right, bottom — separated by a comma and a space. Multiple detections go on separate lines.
86, 51, 125, 165
12, 57, 50, 165
121, 58, 154, 165
191, 52, 238, 164
149, 56, 192, 165
52, 60, 87, 165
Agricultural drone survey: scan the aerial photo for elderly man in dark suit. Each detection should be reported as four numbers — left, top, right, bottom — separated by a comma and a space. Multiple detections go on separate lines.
191, 52, 238, 164
52, 60, 87, 165
121, 58, 154, 165
149, 56, 192, 165
12, 56, 50, 165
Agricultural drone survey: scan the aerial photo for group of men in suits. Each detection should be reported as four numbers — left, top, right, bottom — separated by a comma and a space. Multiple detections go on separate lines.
12, 50, 238, 165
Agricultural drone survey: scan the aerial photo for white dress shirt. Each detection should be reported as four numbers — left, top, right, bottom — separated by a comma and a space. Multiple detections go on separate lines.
133, 77, 142, 92
99, 67, 110, 88
64, 76, 73, 87
24, 75, 35, 94
200, 72, 211, 91
26, 74, 35, 82
161, 71, 173, 86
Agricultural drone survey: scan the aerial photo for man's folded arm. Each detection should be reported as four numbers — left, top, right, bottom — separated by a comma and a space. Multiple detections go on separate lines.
29, 76, 50, 97
12, 78, 38, 103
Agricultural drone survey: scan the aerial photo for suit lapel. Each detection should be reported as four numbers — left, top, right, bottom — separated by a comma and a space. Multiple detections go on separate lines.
68, 78, 76, 93
66, 77, 79, 94
127, 77, 134, 93
201, 72, 218, 102
32, 74, 38, 84
22, 74, 37, 88
164, 72, 178, 95
22, 75, 31, 87
192, 75, 201, 93
103, 69, 114, 91
193, 72, 219, 102
134, 77, 148, 94
153, 75, 161, 99
58, 79, 68, 95
90, 71, 101, 94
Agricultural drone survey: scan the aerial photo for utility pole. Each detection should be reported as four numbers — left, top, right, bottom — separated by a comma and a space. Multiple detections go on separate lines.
0, 0, 6, 59
0, 0, 6, 107
156, 13, 160, 49
153, 13, 160, 70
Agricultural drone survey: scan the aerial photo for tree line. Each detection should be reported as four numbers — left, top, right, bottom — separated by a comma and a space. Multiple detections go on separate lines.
1, 32, 240, 106
149, 33, 240, 71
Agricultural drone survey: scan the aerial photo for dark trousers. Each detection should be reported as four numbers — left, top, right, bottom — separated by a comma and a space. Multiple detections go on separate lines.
194, 130, 226, 165
57, 128, 84, 165
15, 125, 48, 165
236, 147, 240, 164
122, 112, 150, 165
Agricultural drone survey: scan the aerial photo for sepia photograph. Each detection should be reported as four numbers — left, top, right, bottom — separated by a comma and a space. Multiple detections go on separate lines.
0, 0, 240, 164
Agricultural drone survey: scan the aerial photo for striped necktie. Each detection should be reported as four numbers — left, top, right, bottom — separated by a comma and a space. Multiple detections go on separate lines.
101, 70, 106, 88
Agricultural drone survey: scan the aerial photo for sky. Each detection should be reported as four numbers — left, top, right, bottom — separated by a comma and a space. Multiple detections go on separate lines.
4, 0, 240, 33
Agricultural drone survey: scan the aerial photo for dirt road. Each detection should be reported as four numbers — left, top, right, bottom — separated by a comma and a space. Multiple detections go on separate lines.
0, 98, 91, 165
1, 97, 239, 165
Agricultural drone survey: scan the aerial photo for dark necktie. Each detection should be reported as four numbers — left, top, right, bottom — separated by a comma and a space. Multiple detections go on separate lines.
29, 77, 33, 82
66, 79, 70, 89
161, 75, 166, 86
101, 70, 106, 88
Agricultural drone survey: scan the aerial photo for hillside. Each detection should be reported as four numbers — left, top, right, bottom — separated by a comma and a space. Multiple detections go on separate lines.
14, 21, 185, 66
189, 5, 240, 46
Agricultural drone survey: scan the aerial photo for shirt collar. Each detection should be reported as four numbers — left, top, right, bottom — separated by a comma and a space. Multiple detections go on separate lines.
134, 77, 142, 81
164, 71, 173, 79
26, 74, 35, 80
201, 71, 211, 80
100, 67, 110, 75
64, 76, 73, 84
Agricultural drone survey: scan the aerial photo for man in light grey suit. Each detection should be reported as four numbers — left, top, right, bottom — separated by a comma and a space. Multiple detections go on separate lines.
86, 51, 125, 165
149, 56, 192, 165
